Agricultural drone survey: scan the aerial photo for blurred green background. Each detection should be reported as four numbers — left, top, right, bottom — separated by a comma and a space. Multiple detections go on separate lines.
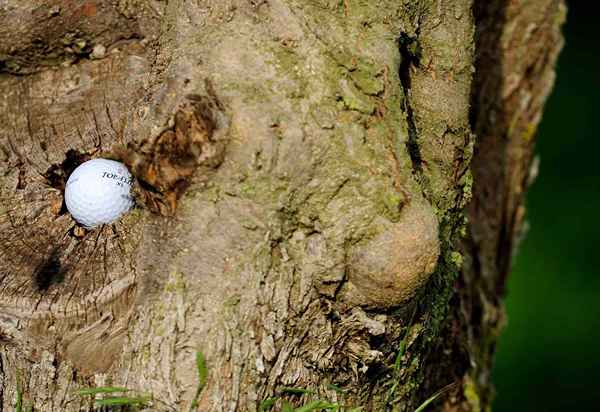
493, 2, 600, 411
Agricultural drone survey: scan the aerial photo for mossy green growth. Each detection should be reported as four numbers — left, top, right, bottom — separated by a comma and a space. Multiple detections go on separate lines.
15, 369, 23, 412
340, 80, 376, 114
350, 60, 384, 96
464, 377, 482, 412
223, 294, 241, 308
449, 251, 463, 268
268, 45, 309, 101
380, 191, 405, 222
522, 122, 538, 142
270, 43, 300, 72
240, 182, 257, 198
328, 47, 358, 71
165, 270, 186, 293
460, 171, 474, 208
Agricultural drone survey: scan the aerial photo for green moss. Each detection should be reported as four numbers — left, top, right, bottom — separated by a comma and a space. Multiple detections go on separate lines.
464, 378, 482, 412
351, 70, 384, 96
449, 251, 463, 268
340, 80, 376, 114
350, 60, 384, 95
461, 171, 474, 205
165, 270, 186, 293
204, 185, 221, 203
310, 103, 337, 130
272, 47, 300, 72
328, 47, 358, 71
380, 191, 405, 222
522, 122, 538, 142
223, 294, 241, 308
240, 182, 256, 198
241, 217, 259, 230
268, 44, 310, 101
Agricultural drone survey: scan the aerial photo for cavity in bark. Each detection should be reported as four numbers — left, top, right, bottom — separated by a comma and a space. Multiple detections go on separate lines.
44, 149, 91, 191
43, 149, 91, 215
398, 33, 423, 176
33, 248, 63, 291
112, 88, 228, 216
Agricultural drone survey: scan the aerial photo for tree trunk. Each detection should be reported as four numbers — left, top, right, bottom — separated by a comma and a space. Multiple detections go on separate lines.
0, 1, 565, 411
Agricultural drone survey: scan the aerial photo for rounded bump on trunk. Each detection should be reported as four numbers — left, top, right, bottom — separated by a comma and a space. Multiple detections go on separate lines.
341, 198, 440, 308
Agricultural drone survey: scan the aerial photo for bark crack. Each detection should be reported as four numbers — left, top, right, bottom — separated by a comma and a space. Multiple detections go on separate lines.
0, 351, 4, 410
398, 32, 423, 179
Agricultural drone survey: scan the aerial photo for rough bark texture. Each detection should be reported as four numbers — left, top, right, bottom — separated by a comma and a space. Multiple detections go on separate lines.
0, 1, 564, 411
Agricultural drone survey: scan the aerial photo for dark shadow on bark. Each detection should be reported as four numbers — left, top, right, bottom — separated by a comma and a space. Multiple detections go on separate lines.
428, 0, 511, 409
398, 32, 423, 176
33, 248, 64, 291
469, 0, 514, 298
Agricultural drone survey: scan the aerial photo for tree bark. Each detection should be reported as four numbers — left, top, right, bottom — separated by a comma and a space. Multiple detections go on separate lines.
0, 1, 565, 411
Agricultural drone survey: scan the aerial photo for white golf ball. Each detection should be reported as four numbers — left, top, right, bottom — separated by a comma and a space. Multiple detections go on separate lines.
65, 158, 134, 228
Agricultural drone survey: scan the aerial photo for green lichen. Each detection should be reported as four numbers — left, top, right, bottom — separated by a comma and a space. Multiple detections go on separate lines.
340, 79, 376, 114
327, 46, 357, 71
204, 185, 221, 203
240, 182, 257, 198
223, 295, 241, 308
449, 251, 463, 268
461, 171, 474, 206
380, 191, 405, 222
268, 45, 310, 101
464, 378, 482, 412
522, 122, 538, 142
165, 270, 186, 293
350, 60, 384, 95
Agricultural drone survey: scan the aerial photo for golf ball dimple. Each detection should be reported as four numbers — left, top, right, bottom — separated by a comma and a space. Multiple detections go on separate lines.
65, 158, 134, 228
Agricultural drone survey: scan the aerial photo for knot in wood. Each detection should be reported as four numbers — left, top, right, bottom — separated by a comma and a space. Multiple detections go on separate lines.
115, 93, 228, 216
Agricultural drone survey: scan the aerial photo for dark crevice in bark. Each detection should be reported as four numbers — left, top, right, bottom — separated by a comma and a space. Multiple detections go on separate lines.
16, 167, 26, 190
33, 248, 64, 291
44, 149, 90, 192
469, 0, 511, 298
0, 352, 3, 410
44, 149, 91, 216
398, 32, 422, 177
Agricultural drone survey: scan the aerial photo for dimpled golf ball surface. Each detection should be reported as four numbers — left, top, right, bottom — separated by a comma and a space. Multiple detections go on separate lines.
65, 159, 134, 228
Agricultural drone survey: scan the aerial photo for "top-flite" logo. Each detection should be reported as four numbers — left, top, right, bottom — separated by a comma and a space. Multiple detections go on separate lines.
102, 172, 133, 187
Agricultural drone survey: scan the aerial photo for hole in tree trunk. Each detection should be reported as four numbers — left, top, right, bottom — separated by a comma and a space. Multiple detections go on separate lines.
43, 149, 91, 215
33, 248, 64, 291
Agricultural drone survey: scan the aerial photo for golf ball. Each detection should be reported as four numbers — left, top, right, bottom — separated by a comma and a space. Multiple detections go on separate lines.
65, 158, 134, 228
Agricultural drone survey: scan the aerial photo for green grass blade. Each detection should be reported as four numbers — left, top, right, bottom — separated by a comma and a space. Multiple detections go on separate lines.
259, 397, 278, 411
281, 387, 314, 395
414, 383, 457, 412
282, 400, 294, 412
394, 339, 407, 371
385, 381, 399, 405
294, 400, 339, 412
75, 387, 130, 396
15, 389, 22, 412
189, 351, 209, 411
15, 370, 23, 412
94, 396, 150, 407
325, 384, 345, 393
196, 351, 208, 389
